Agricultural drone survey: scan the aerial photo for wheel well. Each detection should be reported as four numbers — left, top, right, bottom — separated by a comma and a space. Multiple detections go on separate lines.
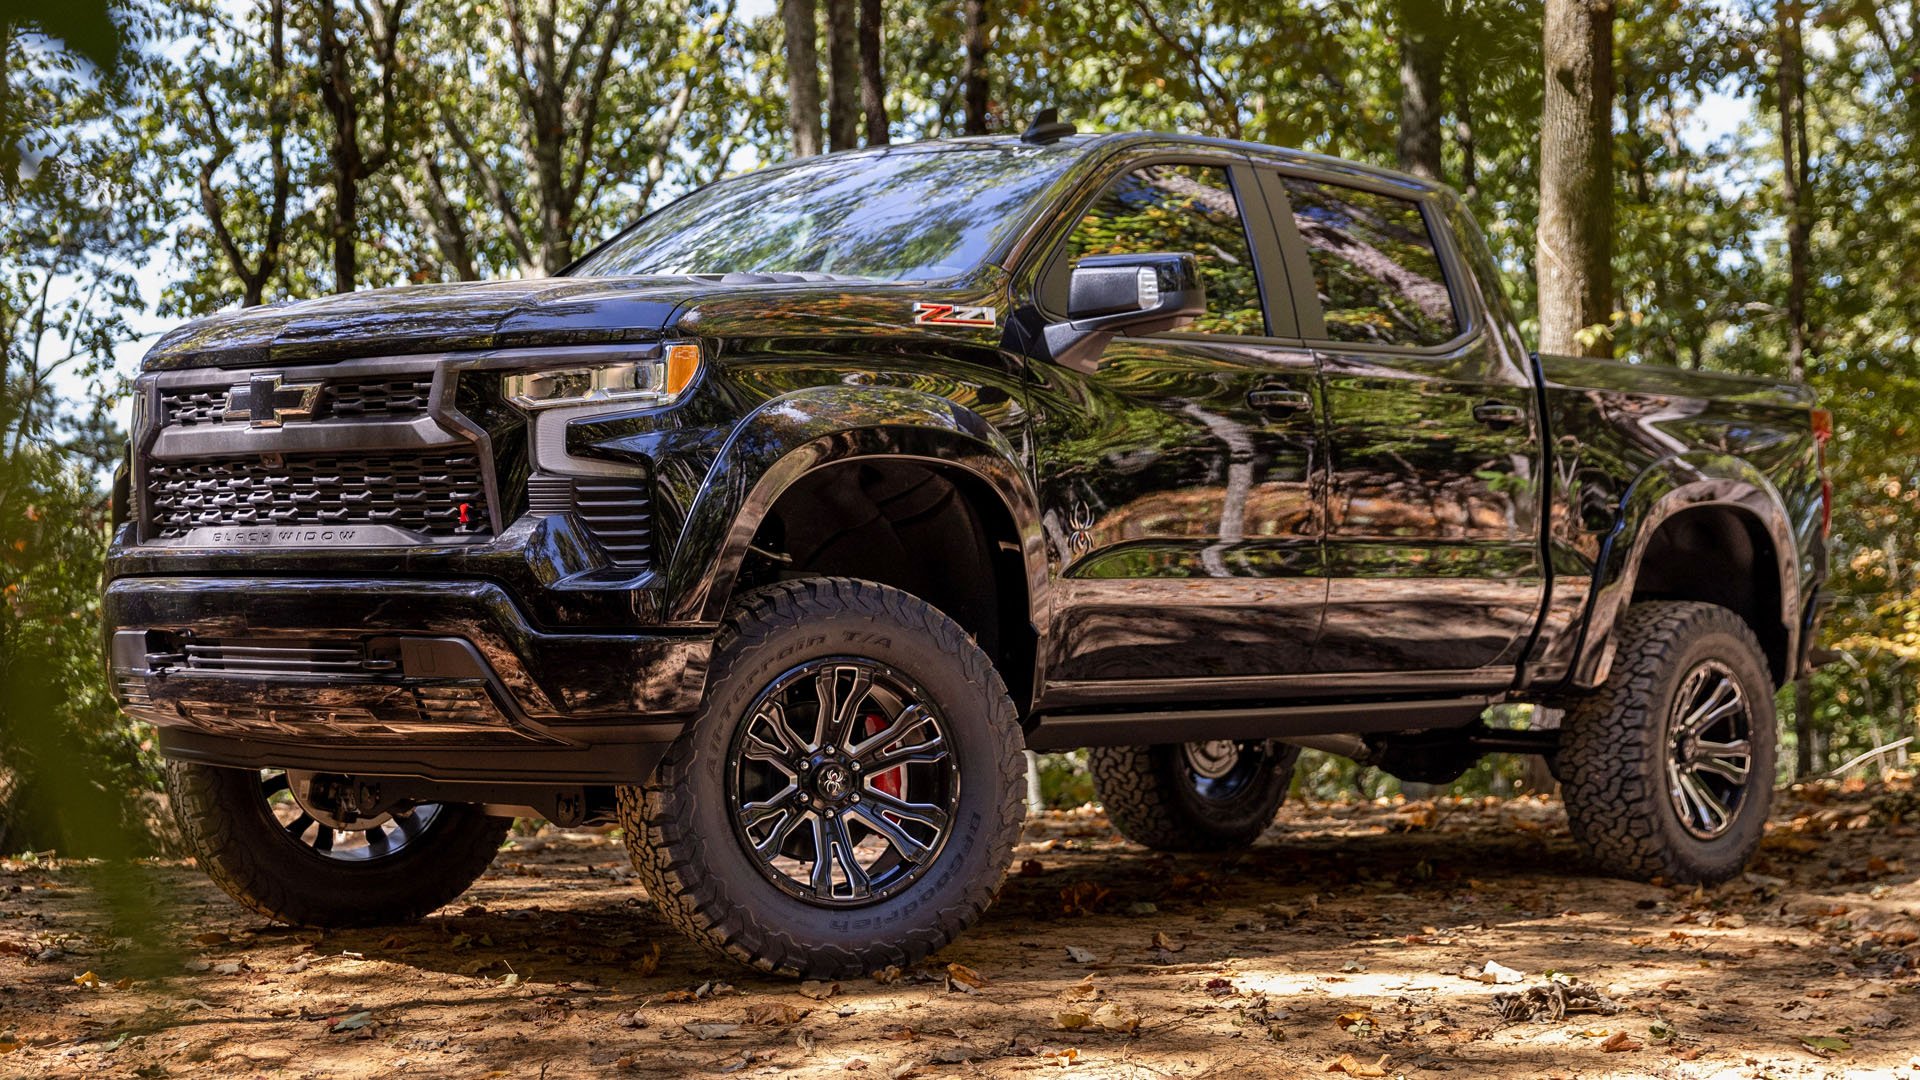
1630, 505, 1788, 684
738, 459, 1037, 713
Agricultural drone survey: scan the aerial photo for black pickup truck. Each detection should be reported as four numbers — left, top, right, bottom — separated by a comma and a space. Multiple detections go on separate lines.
106, 123, 1831, 978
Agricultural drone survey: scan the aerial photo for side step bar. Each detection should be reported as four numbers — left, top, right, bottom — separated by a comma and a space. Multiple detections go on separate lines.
1024, 696, 1496, 752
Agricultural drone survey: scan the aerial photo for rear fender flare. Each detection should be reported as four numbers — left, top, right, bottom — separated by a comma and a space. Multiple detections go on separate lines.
1574, 453, 1799, 686
664, 385, 1048, 628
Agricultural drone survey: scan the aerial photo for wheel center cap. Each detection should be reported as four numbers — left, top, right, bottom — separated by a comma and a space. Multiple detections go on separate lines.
814, 764, 852, 801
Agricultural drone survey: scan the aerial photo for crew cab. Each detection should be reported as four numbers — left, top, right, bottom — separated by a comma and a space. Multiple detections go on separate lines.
106, 120, 1831, 976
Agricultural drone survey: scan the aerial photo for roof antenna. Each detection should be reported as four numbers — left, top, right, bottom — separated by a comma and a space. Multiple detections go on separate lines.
1020, 107, 1076, 145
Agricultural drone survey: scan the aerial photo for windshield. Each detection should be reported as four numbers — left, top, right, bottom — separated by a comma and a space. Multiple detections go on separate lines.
570, 145, 1078, 282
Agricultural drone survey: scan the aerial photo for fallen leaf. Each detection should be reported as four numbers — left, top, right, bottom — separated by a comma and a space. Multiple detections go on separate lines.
745, 1002, 806, 1026
73, 971, 100, 988
1470, 960, 1525, 985
1065, 945, 1098, 964
1061, 974, 1100, 1002
1599, 1032, 1641, 1053
1090, 1002, 1141, 1033
1797, 1035, 1851, 1055
683, 1022, 741, 1040
1336, 1011, 1375, 1035
328, 1011, 374, 1033
628, 941, 662, 977
945, 963, 988, 990
1326, 1053, 1390, 1076
1151, 931, 1185, 953
799, 980, 839, 1000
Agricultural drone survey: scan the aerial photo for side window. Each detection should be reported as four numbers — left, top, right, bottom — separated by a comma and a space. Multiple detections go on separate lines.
1281, 177, 1459, 347
1061, 163, 1266, 336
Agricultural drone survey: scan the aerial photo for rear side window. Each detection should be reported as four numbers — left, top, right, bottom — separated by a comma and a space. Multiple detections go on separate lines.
1062, 163, 1265, 336
1281, 178, 1459, 347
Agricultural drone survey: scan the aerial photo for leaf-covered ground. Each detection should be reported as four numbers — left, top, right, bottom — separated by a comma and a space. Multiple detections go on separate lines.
2, 781, 1917, 1078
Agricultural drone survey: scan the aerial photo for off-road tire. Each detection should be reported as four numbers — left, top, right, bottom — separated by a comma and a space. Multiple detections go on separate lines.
1089, 741, 1300, 852
1558, 601, 1778, 884
618, 577, 1026, 978
165, 761, 511, 927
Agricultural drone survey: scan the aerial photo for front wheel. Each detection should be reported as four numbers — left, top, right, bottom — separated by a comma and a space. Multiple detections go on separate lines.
1090, 740, 1300, 852
619, 578, 1026, 978
1558, 601, 1778, 884
165, 762, 511, 927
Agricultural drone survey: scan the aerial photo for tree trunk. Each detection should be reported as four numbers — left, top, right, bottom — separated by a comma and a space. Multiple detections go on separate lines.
962, 0, 989, 135
1778, 0, 1811, 380
858, 0, 887, 145
824, 0, 860, 150
1536, 0, 1614, 358
782, 0, 822, 156
1779, 0, 1818, 777
314, 0, 405, 293
315, 0, 362, 293
1395, 0, 1449, 182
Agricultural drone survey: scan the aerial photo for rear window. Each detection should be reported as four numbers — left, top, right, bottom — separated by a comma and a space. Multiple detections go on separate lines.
1281, 178, 1459, 347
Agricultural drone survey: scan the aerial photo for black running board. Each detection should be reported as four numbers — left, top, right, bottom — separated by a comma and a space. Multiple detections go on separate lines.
1024, 696, 1495, 752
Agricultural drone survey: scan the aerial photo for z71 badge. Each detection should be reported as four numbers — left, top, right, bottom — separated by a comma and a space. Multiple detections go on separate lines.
912, 302, 997, 327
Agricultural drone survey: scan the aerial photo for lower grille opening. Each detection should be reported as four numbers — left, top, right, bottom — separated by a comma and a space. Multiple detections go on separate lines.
527, 474, 653, 567
151, 637, 398, 677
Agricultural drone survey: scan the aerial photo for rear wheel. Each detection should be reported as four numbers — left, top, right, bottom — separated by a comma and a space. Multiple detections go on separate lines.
619, 578, 1025, 978
165, 761, 511, 927
1558, 601, 1777, 884
1090, 740, 1300, 852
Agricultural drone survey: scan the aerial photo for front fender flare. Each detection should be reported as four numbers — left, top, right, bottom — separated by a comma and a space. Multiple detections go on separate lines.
663, 385, 1047, 627
1571, 452, 1799, 687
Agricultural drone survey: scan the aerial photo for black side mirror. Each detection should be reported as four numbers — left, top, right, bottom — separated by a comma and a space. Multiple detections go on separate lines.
1066, 252, 1206, 336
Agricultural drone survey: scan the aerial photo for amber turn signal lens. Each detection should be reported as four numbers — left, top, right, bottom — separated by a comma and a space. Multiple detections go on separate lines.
665, 343, 701, 398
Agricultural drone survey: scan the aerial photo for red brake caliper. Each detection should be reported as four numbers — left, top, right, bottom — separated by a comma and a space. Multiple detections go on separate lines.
862, 713, 903, 798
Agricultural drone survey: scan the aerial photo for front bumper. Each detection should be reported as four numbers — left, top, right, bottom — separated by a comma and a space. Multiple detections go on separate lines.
105, 575, 712, 783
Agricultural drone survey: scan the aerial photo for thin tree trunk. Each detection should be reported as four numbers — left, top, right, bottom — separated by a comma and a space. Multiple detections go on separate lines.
824, 0, 860, 150
782, 0, 822, 155
1536, 0, 1614, 358
962, 0, 989, 135
1779, 0, 1812, 381
1395, 0, 1449, 182
1779, 0, 1819, 776
858, 0, 887, 145
1455, 86, 1477, 197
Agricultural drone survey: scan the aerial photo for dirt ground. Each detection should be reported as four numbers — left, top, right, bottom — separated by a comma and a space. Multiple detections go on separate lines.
2, 779, 1917, 1080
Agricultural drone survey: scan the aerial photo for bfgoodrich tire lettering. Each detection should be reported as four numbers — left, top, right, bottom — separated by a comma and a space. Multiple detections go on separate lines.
619, 577, 1025, 978
165, 761, 511, 927
1558, 601, 1778, 884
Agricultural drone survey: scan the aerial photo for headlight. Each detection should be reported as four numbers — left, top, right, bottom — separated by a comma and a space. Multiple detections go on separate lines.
503, 342, 702, 410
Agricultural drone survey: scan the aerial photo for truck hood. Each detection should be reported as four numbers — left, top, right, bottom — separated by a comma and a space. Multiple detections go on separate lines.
140, 277, 712, 371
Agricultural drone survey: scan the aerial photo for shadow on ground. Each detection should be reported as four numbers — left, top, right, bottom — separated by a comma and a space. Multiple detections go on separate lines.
2, 782, 1916, 1078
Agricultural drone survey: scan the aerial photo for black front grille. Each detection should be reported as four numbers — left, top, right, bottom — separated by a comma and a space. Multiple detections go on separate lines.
145, 451, 490, 539
159, 376, 434, 427
159, 388, 232, 426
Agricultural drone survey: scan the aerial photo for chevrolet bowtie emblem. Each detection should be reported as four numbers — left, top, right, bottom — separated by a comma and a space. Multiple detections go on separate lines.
230, 374, 323, 428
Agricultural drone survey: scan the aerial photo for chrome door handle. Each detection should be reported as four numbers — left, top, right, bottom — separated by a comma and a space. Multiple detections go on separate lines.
1247, 388, 1311, 413
1472, 401, 1525, 429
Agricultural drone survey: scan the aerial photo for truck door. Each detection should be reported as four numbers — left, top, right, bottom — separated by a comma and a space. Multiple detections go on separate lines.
1025, 154, 1326, 702
1262, 169, 1545, 678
